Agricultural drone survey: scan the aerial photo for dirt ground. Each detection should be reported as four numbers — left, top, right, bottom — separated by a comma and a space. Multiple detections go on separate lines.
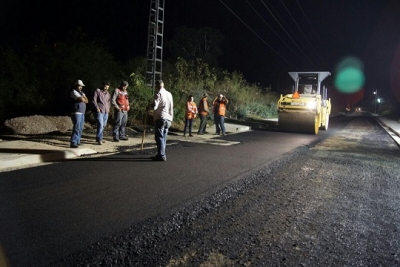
51, 116, 400, 266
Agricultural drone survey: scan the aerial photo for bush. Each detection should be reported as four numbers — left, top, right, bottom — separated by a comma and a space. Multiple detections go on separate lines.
0, 32, 279, 132
164, 59, 278, 126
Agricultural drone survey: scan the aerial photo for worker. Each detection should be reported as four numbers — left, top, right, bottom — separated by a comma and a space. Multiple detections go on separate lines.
197, 93, 210, 135
183, 95, 198, 137
212, 94, 229, 136
151, 80, 173, 161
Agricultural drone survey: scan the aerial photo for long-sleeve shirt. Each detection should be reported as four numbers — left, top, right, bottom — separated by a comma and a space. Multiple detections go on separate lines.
92, 88, 111, 113
185, 101, 198, 119
198, 97, 209, 115
153, 87, 173, 121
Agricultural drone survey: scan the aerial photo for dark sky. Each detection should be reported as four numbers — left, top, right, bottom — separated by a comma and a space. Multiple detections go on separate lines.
2, 0, 400, 101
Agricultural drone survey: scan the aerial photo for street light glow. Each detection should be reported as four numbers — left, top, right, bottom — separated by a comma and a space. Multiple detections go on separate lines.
374, 89, 378, 114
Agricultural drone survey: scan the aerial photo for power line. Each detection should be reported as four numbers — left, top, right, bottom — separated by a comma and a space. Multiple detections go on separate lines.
260, 0, 318, 69
219, 0, 297, 69
245, 0, 298, 56
295, 0, 322, 45
279, 0, 324, 66
263, 0, 316, 65
264, 0, 300, 41
279, 0, 314, 49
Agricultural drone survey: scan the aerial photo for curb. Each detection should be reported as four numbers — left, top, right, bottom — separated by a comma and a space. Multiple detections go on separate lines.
0, 148, 97, 171
376, 119, 400, 147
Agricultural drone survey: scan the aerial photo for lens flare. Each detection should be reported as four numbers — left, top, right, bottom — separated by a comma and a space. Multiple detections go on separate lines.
390, 44, 400, 102
335, 57, 365, 94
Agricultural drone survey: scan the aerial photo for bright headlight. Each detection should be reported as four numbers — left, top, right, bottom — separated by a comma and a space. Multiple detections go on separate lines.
307, 101, 317, 109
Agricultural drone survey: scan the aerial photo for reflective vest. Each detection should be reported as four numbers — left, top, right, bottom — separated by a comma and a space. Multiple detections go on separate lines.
116, 89, 130, 111
185, 101, 198, 119
198, 97, 209, 116
213, 100, 227, 116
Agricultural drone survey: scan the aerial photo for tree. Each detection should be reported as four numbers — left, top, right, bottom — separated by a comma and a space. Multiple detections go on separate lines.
0, 29, 122, 123
168, 27, 224, 66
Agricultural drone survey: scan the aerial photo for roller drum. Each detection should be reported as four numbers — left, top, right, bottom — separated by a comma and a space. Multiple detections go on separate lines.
278, 112, 319, 134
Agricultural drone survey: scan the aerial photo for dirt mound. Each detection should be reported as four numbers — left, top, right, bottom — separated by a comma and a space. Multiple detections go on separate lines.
4, 115, 73, 134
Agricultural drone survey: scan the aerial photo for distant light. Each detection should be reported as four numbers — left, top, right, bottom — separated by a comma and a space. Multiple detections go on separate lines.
334, 57, 365, 94
377, 98, 381, 103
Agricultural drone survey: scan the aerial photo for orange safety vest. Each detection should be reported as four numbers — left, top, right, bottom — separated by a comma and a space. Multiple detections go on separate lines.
185, 101, 198, 119
198, 97, 209, 116
213, 100, 227, 116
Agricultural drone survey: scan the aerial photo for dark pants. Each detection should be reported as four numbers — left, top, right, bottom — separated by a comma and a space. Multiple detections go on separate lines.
184, 118, 193, 135
198, 114, 208, 134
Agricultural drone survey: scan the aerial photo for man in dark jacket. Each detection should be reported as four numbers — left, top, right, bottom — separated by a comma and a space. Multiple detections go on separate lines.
70, 80, 88, 148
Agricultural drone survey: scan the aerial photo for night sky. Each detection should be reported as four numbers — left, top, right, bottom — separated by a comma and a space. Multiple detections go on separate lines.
2, 0, 400, 102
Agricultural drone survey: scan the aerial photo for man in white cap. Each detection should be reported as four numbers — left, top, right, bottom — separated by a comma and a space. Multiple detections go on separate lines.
212, 93, 229, 136
70, 80, 88, 148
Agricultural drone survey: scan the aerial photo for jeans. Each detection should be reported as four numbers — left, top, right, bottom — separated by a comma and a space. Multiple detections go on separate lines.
70, 113, 85, 145
96, 112, 108, 141
214, 114, 226, 134
183, 118, 193, 135
155, 119, 171, 159
198, 114, 208, 134
113, 111, 128, 140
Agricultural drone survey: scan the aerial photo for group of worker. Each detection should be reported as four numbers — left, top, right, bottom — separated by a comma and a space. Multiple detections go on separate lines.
70, 79, 131, 149
183, 93, 229, 137
69, 78, 228, 162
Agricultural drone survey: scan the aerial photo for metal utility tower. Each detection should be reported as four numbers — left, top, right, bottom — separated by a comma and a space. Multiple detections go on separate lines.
146, 0, 165, 94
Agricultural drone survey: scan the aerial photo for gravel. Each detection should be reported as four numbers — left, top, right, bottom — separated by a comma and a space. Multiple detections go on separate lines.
50, 116, 400, 266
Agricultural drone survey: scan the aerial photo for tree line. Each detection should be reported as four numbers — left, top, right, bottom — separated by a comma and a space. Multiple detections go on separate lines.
0, 27, 278, 132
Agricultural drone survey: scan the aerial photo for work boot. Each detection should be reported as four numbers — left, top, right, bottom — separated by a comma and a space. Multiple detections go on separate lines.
151, 155, 166, 161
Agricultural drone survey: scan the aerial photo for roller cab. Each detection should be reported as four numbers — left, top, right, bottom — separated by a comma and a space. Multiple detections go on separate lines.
277, 72, 331, 134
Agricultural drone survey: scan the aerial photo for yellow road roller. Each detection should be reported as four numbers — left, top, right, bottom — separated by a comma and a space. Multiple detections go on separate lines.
277, 71, 331, 134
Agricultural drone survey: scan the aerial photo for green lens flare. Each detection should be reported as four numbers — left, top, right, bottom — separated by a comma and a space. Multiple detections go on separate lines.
335, 67, 365, 93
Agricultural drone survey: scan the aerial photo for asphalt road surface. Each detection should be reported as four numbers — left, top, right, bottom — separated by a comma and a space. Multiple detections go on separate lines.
1, 114, 400, 266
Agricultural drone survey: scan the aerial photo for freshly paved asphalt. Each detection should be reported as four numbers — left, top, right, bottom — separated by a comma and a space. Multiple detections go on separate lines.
0, 120, 318, 266
0, 114, 398, 172
0, 114, 399, 266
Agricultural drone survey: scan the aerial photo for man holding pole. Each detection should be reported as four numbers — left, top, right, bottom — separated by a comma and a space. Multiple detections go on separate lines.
150, 80, 173, 161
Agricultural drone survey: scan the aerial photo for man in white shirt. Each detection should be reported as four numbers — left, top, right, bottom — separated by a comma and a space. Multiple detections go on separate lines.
152, 80, 173, 161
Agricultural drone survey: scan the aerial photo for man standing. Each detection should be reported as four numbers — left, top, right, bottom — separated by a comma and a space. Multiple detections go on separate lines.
70, 80, 88, 148
197, 93, 210, 135
151, 80, 173, 161
93, 81, 111, 145
111, 81, 130, 142
212, 93, 229, 136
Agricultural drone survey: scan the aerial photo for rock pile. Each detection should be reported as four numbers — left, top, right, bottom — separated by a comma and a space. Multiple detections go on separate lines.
4, 115, 73, 135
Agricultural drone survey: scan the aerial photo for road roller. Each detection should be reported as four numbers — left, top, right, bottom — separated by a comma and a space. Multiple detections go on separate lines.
277, 71, 331, 134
